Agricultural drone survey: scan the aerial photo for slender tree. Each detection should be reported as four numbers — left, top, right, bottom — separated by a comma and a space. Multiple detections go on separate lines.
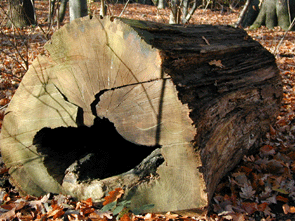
100, 0, 107, 17
49, 0, 69, 24
181, 0, 197, 24
169, 0, 198, 24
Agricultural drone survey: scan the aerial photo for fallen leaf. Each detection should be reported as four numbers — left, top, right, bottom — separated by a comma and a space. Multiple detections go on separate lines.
94, 210, 113, 219
276, 195, 289, 203
273, 188, 289, 195
269, 125, 276, 136
144, 213, 156, 221
81, 198, 93, 207
241, 202, 257, 215
0, 207, 16, 220
283, 204, 290, 214
120, 213, 132, 221
257, 202, 268, 212
165, 211, 179, 220
240, 166, 253, 175
209, 59, 224, 68
260, 145, 276, 157
0, 98, 9, 106
103, 188, 124, 206
48, 208, 65, 219
223, 213, 246, 221
240, 183, 255, 199
81, 207, 95, 216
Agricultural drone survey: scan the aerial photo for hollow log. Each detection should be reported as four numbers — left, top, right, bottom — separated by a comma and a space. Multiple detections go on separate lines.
0, 16, 282, 215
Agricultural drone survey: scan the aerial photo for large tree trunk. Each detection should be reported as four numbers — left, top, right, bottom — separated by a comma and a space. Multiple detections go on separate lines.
235, 0, 259, 28
237, 0, 295, 30
0, 16, 282, 215
7, 0, 36, 28
69, 0, 88, 21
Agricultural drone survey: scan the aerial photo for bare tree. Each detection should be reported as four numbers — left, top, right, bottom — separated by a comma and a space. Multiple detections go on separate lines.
169, 0, 198, 24
49, 0, 69, 24
181, 0, 197, 24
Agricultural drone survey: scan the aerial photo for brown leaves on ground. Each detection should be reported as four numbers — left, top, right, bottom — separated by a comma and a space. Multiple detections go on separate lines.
2, 0, 295, 220
211, 25, 295, 220
0, 192, 128, 221
0, 190, 201, 221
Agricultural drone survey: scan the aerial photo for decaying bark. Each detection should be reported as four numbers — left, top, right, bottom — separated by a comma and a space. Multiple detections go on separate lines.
0, 16, 282, 215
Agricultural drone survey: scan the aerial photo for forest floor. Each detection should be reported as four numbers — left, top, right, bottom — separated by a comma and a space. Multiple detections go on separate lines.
1, 0, 295, 220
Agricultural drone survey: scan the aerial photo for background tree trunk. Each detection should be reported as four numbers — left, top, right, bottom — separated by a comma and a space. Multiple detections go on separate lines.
169, 0, 181, 24
181, 0, 197, 24
49, 0, 69, 24
169, 0, 198, 24
235, 0, 259, 28
7, 0, 36, 28
157, 0, 166, 9
238, 0, 295, 30
100, 0, 107, 17
0, 16, 282, 215
69, 0, 88, 21
58, 0, 69, 22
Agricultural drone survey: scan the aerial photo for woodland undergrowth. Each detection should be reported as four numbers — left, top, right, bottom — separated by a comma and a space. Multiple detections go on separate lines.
1, 0, 295, 220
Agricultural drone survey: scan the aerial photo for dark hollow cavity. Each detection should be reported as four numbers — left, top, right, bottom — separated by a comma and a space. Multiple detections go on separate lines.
33, 117, 162, 184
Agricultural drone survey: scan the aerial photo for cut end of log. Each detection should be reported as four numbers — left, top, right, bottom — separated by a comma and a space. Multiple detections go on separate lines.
0, 16, 282, 215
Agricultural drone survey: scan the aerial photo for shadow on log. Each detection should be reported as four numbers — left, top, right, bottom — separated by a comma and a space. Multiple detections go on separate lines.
32, 117, 163, 183
0, 16, 282, 215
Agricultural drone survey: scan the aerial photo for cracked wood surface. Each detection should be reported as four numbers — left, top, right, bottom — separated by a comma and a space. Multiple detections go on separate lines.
0, 16, 282, 214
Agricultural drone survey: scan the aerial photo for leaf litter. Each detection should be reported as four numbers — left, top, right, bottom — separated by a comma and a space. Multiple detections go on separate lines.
1, 0, 295, 220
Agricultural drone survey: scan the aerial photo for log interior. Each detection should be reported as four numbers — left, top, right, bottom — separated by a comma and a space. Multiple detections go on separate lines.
33, 116, 163, 184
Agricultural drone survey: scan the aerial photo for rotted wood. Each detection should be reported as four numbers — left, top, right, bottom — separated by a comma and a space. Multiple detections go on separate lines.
0, 16, 282, 215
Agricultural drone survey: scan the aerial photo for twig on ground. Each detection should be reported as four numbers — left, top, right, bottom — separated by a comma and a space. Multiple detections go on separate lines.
119, 0, 130, 17
274, 17, 295, 56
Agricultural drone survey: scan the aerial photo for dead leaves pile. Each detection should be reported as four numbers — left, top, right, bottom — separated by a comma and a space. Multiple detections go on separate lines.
0, 190, 112, 220
0, 188, 198, 221
210, 26, 295, 221
2, 0, 295, 220
0, 188, 123, 220
212, 142, 295, 220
